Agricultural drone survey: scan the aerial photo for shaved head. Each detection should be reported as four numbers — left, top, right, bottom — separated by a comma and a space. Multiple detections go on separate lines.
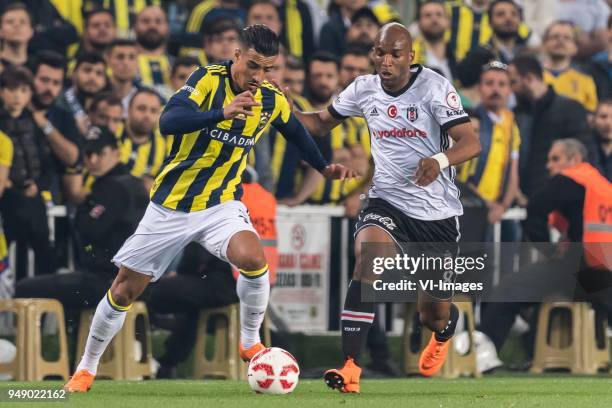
372, 23, 414, 93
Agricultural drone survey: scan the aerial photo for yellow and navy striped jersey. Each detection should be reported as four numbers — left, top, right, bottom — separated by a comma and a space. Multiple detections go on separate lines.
445, 2, 531, 62
150, 62, 293, 212
458, 108, 520, 202
82, 0, 160, 38
119, 128, 167, 179
138, 54, 172, 90
544, 67, 599, 112
309, 117, 370, 204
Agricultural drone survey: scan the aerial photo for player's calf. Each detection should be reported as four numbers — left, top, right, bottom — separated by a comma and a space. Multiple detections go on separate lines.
418, 303, 459, 377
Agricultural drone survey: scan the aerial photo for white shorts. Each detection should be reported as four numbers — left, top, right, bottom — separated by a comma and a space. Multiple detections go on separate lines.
112, 201, 257, 281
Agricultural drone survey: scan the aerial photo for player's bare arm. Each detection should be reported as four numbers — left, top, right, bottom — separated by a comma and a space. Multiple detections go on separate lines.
294, 108, 343, 137
415, 121, 481, 187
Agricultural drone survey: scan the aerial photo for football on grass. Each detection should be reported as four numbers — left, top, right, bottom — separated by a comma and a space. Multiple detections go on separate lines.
247, 347, 300, 394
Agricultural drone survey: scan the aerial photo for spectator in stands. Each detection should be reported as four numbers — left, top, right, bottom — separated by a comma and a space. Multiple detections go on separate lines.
509, 55, 592, 199
119, 89, 166, 191
542, 21, 599, 112
592, 100, 612, 180
283, 55, 305, 95
106, 39, 140, 114
82, 0, 160, 38
588, 15, 612, 100
339, 45, 372, 90
457, 62, 520, 233
0, 129, 10, 198
135, 6, 173, 96
0, 2, 33, 69
74, 9, 117, 58
0, 0, 78, 56
556, 0, 610, 59
88, 92, 124, 136
0, 130, 11, 299
345, 7, 381, 50
15, 126, 148, 361
277, 0, 317, 62
478, 139, 612, 365
412, 0, 455, 82
0, 66, 54, 278
456, 0, 527, 88
202, 18, 241, 64
247, 0, 281, 36
521, 0, 559, 45
57, 51, 107, 137
319, 0, 368, 56
169, 56, 200, 93
181, 0, 245, 58
445, 0, 532, 64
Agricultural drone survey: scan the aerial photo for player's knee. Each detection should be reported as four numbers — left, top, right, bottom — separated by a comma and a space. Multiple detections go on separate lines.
419, 309, 450, 332
233, 249, 267, 273
109, 287, 134, 307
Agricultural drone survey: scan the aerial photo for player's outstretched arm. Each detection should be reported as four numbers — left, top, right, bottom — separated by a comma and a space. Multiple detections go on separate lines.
294, 109, 343, 137
159, 91, 260, 136
415, 121, 481, 187
272, 112, 358, 180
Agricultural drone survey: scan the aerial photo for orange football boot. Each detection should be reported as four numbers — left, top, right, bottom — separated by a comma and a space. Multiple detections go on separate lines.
418, 333, 450, 377
324, 357, 362, 393
64, 369, 95, 393
239, 342, 266, 362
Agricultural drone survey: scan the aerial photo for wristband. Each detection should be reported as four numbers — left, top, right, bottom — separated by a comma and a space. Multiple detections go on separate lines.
42, 122, 55, 136
431, 152, 450, 170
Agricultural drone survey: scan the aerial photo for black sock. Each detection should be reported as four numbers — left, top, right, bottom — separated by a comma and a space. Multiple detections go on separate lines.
434, 303, 459, 342
341, 280, 375, 364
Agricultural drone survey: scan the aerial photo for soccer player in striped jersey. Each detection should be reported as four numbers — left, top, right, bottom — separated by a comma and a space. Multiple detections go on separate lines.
65, 24, 355, 393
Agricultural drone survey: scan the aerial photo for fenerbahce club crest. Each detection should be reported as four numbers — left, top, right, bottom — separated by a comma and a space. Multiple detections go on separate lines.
407, 105, 418, 122
254, 111, 272, 134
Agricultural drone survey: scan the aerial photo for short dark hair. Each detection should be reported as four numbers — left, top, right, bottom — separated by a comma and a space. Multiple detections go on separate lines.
0, 66, 33, 90
171, 56, 200, 77
89, 91, 122, 114
1, 2, 31, 24
107, 38, 138, 53
84, 8, 114, 27
351, 7, 380, 26
416, 0, 445, 20
286, 55, 304, 71
308, 51, 340, 72
342, 44, 371, 59
75, 51, 106, 70
488, 0, 520, 22
30, 50, 66, 77
239, 24, 279, 57
510, 55, 543, 80
248, 0, 278, 14
128, 88, 163, 109
204, 17, 241, 38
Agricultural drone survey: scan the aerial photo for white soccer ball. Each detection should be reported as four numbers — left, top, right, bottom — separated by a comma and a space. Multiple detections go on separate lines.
247, 347, 300, 395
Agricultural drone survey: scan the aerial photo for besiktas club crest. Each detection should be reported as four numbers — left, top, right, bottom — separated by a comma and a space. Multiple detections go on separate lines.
407, 105, 418, 122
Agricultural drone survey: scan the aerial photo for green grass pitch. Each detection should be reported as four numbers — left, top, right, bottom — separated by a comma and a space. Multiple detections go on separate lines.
1, 376, 611, 408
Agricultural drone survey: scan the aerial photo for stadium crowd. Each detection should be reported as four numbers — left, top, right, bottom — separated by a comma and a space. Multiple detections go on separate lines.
0, 0, 611, 378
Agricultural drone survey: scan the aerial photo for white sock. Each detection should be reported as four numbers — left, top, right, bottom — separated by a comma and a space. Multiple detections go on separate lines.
76, 292, 128, 375
236, 271, 270, 348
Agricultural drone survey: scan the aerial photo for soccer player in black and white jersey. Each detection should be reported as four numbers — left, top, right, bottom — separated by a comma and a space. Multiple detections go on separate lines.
295, 23, 481, 393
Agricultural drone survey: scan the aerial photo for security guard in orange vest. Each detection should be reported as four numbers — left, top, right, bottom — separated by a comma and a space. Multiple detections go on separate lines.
525, 138, 612, 271
477, 138, 612, 364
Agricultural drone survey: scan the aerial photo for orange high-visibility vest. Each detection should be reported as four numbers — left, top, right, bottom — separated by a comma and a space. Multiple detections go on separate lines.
239, 182, 279, 284
555, 163, 612, 269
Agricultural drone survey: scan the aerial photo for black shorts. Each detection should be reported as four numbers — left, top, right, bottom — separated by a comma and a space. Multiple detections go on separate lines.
355, 197, 460, 300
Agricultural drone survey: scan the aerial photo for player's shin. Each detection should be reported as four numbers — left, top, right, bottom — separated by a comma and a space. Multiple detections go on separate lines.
237, 266, 270, 348
341, 280, 375, 364
75, 290, 131, 375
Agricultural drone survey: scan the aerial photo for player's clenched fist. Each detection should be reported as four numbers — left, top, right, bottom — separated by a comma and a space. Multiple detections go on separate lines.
414, 158, 441, 187
223, 91, 261, 119
322, 163, 359, 180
